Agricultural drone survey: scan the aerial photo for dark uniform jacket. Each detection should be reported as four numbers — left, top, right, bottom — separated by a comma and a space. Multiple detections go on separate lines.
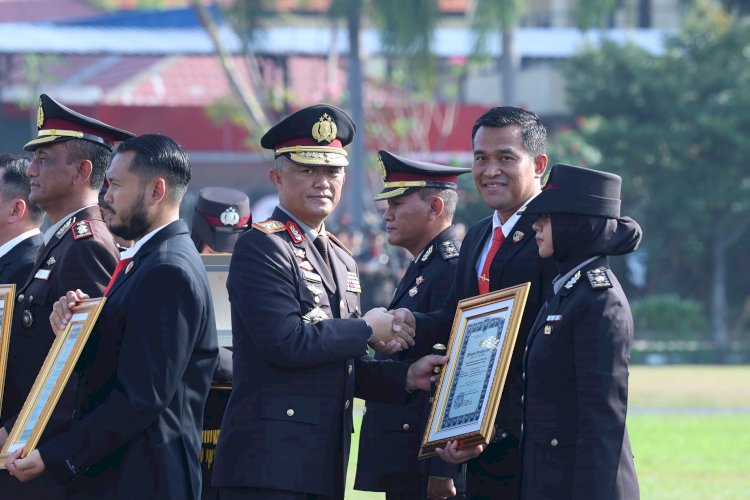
521, 257, 639, 500
38, 220, 218, 499
2, 206, 118, 430
355, 227, 461, 494
212, 208, 409, 498
0, 231, 43, 287
414, 214, 556, 486
0, 207, 117, 500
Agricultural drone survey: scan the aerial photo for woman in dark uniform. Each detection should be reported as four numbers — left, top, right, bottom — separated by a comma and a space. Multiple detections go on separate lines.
520, 163, 641, 500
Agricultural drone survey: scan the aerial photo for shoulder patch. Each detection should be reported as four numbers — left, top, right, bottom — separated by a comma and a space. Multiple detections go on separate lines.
71, 220, 94, 240
327, 232, 352, 256
587, 267, 613, 289
438, 240, 460, 260
252, 219, 285, 234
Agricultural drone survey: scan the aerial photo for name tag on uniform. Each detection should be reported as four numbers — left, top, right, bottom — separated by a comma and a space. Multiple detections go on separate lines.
303, 271, 323, 283
546, 315, 563, 322
34, 269, 51, 280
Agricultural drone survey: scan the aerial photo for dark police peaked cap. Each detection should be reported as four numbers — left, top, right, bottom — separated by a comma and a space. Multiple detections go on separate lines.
191, 187, 252, 253
523, 163, 622, 218
24, 94, 135, 152
260, 104, 355, 167
374, 150, 472, 201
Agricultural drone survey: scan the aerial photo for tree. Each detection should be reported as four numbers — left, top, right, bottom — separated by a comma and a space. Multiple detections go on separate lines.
562, 1, 750, 360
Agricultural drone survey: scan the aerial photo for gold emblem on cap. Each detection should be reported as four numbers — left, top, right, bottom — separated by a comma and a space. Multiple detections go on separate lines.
36, 98, 45, 128
311, 113, 337, 143
377, 154, 387, 180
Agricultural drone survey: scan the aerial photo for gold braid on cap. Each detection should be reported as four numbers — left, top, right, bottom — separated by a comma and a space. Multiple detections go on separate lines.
275, 145, 347, 157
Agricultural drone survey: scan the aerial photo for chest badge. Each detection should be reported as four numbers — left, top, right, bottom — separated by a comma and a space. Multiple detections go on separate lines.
22, 309, 34, 328
512, 231, 524, 243
408, 286, 419, 297
544, 324, 553, 335
46, 256, 56, 266
416, 275, 424, 286
125, 261, 134, 274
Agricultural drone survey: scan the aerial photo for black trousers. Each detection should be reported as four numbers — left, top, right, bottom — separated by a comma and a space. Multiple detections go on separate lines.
218, 487, 338, 500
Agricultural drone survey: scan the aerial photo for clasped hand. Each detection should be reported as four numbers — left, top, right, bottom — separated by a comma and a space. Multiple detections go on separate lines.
364, 307, 416, 354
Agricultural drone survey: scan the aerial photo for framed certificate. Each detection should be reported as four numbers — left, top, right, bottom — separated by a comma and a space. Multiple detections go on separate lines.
0, 284, 16, 416
0, 297, 106, 463
419, 283, 530, 459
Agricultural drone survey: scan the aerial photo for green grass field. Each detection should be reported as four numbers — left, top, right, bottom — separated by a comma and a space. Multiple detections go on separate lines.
346, 365, 750, 499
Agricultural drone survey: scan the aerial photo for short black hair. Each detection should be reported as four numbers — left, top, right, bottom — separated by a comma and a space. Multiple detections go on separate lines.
471, 107, 547, 157
0, 153, 44, 223
114, 134, 191, 202
64, 138, 112, 190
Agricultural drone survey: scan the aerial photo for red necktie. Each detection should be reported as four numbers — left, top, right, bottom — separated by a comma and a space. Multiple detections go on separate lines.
478, 228, 504, 294
103, 258, 132, 297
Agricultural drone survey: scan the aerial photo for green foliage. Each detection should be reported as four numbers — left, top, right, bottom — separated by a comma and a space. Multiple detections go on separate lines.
562, 1, 750, 311
572, 0, 619, 31
632, 294, 709, 338
547, 123, 602, 167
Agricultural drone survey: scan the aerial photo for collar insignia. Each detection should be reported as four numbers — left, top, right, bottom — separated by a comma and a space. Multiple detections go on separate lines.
564, 270, 581, 290
56, 216, 76, 239
252, 219, 285, 234
285, 221, 304, 244
421, 245, 433, 262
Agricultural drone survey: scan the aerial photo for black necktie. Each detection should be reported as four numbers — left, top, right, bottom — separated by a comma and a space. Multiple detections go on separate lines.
314, 234, 332, 272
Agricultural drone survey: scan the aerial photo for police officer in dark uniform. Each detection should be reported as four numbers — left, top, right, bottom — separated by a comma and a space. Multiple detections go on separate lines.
355, 151, 470, 499
211, 104, 443, 499
0, 154, 44, 287
0, 94, 129, 499
191, 186, 251, 500
521, 164, 641, 499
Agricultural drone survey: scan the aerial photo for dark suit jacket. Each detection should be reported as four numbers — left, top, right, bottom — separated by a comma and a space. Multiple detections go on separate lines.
38, 220, 218, 500
521, 258, 639, 500
0, 231, 43, 287
414, 214, 557, 481
212, 208, 409, 498
355, 227, 460, 494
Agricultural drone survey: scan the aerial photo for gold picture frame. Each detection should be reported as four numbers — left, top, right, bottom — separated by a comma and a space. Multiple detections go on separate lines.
0, 284, 16, 416
0, 297, 106, 464
419, 283, 530, 459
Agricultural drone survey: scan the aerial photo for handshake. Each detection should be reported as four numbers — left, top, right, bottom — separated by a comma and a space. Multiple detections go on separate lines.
362, 307, 416, 355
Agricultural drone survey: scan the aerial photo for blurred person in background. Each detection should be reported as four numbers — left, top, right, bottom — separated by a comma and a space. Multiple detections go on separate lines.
190, 186, 252, 500
0, 154, 44, 287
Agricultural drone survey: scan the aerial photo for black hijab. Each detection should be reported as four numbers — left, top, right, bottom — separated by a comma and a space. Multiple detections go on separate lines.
550, 214, 643, 275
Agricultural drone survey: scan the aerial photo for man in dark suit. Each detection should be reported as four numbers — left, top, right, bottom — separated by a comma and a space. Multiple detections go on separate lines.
0, 95, 128, 499
355, 150, 470, 499
406, 107, 558, 499
0, 154, 44, 287
5, 134, 219, 500
212, 105, 443, 499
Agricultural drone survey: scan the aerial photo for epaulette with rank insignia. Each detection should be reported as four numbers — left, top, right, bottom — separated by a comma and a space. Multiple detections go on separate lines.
327, 232, 352, 256
252, 219, 285, 234
71, 220, 95, 240
586, 267, 613, 289
438, 240, 460, 260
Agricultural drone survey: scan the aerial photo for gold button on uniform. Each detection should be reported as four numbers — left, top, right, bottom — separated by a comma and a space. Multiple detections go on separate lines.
550, 438, 558, 447
402, 423, 410, 431
344, 399, 350, 410
287, 409, 295, 417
